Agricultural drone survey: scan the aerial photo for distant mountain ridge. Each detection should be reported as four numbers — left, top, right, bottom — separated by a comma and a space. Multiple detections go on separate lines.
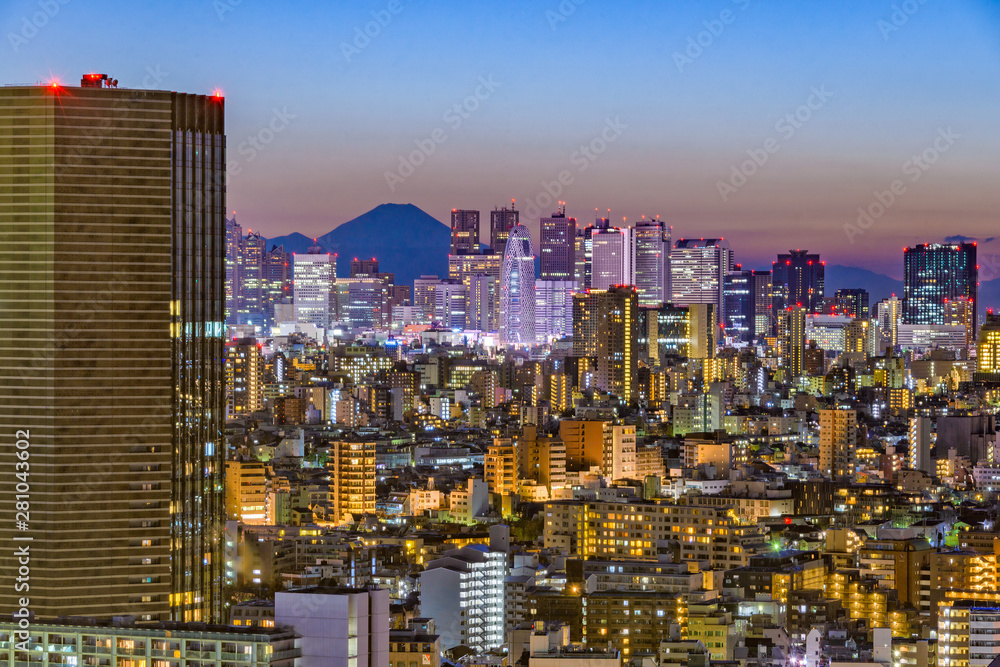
268, 203, 451, 287
823, 265, 903, 305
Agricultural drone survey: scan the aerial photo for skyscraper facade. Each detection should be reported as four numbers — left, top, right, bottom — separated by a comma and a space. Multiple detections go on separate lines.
226, 338, 265, 418
591, 226, 633, 291
834, 288, 870, 319
570, 215, 607, 290
778, 304, 807, 378
723, 269, 753, 344
263, 244, 292, 325
724, 268, 772, 344
0, 80, 225, 621
225, 215, 242, 323
293, 245, 335, 328
489, 204, 519, 256
671, 238, 732, 316
571, 287, 638, 400
632, 218, 671, 307
771, 249, 825, 313
434, 279, 469, 329
539, 206, 577, 281
413, 275, 442, 320
499, 224, 535, 346
238, 230, 266, 325
450, 209, 480, 255
535, 280, 577, 342
903, 242, 978, 335
752, 270, 774, 338
595, 286, 639, 402
467, 274, 498, 332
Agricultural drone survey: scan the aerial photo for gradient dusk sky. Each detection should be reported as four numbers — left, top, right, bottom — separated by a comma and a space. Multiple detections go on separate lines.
3, 0, 998, 275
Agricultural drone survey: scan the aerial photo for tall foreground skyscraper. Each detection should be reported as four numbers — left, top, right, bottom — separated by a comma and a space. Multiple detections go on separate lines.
903, 242, 978, 335
499, 224, 535, 345
0, 80, 225, 621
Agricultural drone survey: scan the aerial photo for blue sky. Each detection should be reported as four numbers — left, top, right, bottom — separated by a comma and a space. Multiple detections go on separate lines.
3, 0, 998, 275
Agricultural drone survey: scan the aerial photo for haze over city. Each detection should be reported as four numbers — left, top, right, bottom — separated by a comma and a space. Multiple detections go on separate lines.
3, 0, 999, 274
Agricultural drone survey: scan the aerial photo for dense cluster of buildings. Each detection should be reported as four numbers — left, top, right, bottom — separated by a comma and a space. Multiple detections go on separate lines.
4, 77, 1000, 667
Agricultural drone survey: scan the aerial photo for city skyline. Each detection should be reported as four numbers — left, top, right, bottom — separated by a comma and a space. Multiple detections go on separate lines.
2, 0, 998, 274
5, 4, 1000, 666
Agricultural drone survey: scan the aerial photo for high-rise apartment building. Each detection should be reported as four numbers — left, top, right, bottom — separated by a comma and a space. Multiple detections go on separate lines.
500, 224, 536, 346
945, 296, 976, 346
328, 438, 376, 524
293, 245, 335, 328
275, 587, 389, 667
224, 460, 270, 525
877, 295, 903, 348
540, 206, 577, 280
772, 249, 825, 313
779, 304, 807, 378
974, 311, 1000, 383
903, 242, 978, 334
572, 287, 638, 400
819, 409, 858, 479
450, 209, 480, 255
0, 79, 225, 621
485, 438, 519, 496
489, 203, 519, 256
632, 218, 671, 307
419, 545, 508, 652
671, 238, 732, 316
226, 338, 265, 417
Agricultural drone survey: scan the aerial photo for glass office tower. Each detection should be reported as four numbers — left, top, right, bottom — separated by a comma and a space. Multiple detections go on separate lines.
0, 78, 225, 621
